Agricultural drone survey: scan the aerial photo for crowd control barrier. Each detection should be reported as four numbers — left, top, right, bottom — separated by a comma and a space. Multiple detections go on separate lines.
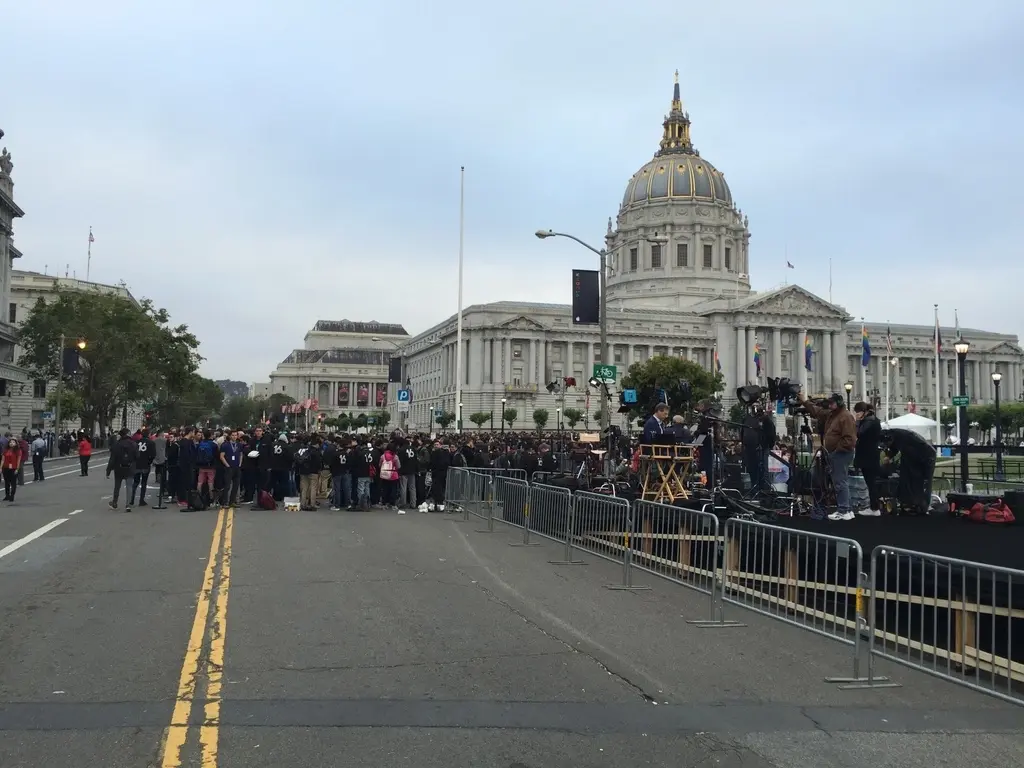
841, 546, 1024, 705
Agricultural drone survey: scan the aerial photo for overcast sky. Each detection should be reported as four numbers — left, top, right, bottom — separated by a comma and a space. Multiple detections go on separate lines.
5, 1, 1023, 382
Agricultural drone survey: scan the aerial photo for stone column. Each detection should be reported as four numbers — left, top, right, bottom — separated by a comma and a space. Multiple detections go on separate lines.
538, 339, 547, 385
822, 331, 833, 391
735, 327, 746, 387
586, 341, 594, 376
832, 331, 847, 392
772, 328, 782, 379
971, 359, 980, 402
503, 338, 512, 385
746, 327, 757, 381
797, 328, 808, 392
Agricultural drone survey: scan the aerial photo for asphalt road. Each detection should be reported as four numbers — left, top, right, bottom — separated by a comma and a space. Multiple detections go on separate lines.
1, 464, 1023, 767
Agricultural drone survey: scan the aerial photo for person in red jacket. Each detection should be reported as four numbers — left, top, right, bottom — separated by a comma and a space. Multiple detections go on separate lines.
78, 434, 93, 476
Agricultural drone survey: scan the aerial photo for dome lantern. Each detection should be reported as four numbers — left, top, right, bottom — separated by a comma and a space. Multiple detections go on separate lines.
657, 70, 694, 156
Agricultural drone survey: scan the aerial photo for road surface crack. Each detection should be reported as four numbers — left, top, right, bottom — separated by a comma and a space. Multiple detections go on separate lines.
272, 650, 573, 673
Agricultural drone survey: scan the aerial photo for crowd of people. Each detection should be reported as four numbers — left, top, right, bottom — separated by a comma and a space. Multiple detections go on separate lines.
103, 425, 570, 513
0, 430, 94, 503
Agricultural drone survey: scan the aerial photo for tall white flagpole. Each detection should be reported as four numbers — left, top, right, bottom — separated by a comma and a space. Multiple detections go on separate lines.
86, 226, 93, 282
454, 166, 465, 432
934, 303, 943, 447
884, 346, 891, 425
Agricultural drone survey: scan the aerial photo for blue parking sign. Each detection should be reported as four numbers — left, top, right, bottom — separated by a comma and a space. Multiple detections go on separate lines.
397, 388, 412, 402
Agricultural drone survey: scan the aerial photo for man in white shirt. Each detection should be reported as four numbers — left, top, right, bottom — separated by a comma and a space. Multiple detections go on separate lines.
30, 433, 47, 481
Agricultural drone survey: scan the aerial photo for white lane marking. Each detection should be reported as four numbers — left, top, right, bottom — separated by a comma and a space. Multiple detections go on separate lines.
0, 518, 69, 561
25, 467, 86, 485
68, 509, 83, 516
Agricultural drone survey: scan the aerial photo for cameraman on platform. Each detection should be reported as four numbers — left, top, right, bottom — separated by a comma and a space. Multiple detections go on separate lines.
741, 403, 776, 492
798, 391, 857, 520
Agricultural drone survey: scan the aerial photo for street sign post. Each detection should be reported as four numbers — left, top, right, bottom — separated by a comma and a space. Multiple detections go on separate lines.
42, 411, 54, 421
397, 389, 412, 402
592, 363, 617, 384
951, 395, 969, 407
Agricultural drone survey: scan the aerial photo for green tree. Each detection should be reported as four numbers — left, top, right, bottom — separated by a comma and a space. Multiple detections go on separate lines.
562, 407, 583, 428
437, 410, 456, 431
372, 409, 391, 430
502, 407, 517, 429
621, 356, 723, 419
18, 290, 201, 433
221, 396, 261, 427
469, 411, 491, 429
591, 408, 605, 426
532, 408, 549, 432
46, 389, 86, 426
335, 413, 351, 432
150, 374, 224, 427
353, 413, 369, 429
728, 401, 748, 426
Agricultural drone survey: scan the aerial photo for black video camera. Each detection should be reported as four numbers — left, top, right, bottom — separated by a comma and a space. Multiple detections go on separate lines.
766, 376, 805, 414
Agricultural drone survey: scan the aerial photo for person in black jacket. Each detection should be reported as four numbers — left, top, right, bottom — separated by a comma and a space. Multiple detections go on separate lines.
269, 433, 293, 501
107, 429, 139, 511
853, 401, 883, 516
349, 440, 372, 510
294, 435, 323, 511
397, 438, 418, 509
429, 440, 452, 510
130, 427, 156, 507
176, 428, 198, 507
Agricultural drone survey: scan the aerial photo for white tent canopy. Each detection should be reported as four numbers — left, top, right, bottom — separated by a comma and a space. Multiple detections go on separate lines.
882, 412, 938, 439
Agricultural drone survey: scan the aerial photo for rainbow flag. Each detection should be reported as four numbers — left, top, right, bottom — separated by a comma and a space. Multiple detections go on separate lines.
804, 333, 813, 372
753, 342, 762, 377
861, 325, 871, 367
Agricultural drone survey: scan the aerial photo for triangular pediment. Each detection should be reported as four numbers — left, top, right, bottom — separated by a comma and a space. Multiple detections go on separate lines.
499, 315, 546, 331
986, 340, 1023, 356
739, 285, 846, 318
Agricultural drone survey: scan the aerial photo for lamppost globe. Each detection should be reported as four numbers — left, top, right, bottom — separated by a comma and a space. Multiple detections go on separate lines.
534, 230, 554, 239
76, 339, 87, 350
955, 340, 970, 356
992, 372, 1003, 384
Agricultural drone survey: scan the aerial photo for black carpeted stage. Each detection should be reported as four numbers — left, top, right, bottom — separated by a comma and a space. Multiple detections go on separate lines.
774, 513, 1024, 571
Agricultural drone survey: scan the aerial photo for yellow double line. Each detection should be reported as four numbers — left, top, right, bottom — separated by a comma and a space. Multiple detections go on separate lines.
159, 507, 235, 768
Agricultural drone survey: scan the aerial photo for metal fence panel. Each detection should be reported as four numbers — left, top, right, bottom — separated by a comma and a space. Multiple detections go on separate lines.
845, 545, 1024, 705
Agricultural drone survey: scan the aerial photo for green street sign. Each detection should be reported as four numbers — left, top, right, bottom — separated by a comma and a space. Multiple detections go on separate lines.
592, 363, 617, 383
951, 395, 970, 407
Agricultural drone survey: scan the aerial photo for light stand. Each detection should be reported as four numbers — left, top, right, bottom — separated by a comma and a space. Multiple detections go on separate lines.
500, 397, 506, 435
955, 340, 970, 492
844, 382, 853, 408
993, 371, 1004, 481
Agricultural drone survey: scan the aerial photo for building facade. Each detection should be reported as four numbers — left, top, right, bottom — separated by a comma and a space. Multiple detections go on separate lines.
9, 270, 139, 433
267, 320, 408, 417
389, 76, 1024, 431
0, 143, 32, 434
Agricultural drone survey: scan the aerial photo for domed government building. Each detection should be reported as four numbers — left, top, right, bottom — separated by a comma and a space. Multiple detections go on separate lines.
379, 76, 1023, 430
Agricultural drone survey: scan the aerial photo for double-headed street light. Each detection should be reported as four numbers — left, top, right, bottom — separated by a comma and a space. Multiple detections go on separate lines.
992, 371, 1004, 481
535, 228, 667, 438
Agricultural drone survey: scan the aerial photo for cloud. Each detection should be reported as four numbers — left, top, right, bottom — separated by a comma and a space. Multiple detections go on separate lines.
4, 0, 1022, 381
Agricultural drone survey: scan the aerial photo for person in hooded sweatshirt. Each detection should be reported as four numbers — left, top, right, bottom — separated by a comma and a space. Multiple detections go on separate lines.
107, 428, 139, 511
429, 440, 452, 510
130, 427, 156, 506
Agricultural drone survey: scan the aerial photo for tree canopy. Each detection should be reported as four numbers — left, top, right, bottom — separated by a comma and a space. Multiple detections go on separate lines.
18, 290, 206, 432
621, 356, 724, 418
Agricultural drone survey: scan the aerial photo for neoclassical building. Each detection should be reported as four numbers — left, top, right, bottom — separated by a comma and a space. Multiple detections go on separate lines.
0, 141, 31, 434
265, 320, 409, 416
388, 77, 1024, 431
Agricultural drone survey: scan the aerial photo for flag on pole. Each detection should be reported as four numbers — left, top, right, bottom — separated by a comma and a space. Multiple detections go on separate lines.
753, 342, 762, 377
861, 324, 871, 367
804, 333, 813, 372
786, 261, 794, 269
714, 346, 722, 374
88, 228, 94, 244
954, 309, 961, 341
935, 316, 943, 354
885, 325, 893, 356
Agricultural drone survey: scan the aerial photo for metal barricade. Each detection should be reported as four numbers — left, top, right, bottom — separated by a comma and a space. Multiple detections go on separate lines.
695, 518, 869, 683
572, 492, 649, 591
524, 482, 573, 546
843, 545, 1024, 705
445, 467, 471, 514
631, 500, 721, 620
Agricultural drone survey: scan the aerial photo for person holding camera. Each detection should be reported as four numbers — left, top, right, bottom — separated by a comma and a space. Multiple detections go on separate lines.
797, 392, 857, 520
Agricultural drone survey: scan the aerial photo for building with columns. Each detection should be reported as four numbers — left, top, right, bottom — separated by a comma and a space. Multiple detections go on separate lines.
388, 75, 1023, 432
268, 320, 409, 416
0, 141, 32, 434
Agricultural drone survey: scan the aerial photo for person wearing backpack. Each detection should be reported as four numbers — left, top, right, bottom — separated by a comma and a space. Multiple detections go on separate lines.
106, 428, 139, 511
195, 429, 219, 499
294, 435, 323, 511
379, 443, 401, 510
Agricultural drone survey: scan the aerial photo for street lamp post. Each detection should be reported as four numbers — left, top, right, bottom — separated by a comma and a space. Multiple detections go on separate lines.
500, 397, 506, 435
844, 382, 853, 408
992, 371, 1004, 481
955, 340, 970, 492
535, 229, 666, 440
457, 402, 463, 433
52, 334, 87, 456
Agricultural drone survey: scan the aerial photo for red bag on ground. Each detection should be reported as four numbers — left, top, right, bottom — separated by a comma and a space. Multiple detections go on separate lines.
967, 500, 1015, 524
257, 489, 276, 510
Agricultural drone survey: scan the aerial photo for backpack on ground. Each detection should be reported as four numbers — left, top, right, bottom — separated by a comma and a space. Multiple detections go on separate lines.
187, 489, 208, 511
257, 489, 276, 510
